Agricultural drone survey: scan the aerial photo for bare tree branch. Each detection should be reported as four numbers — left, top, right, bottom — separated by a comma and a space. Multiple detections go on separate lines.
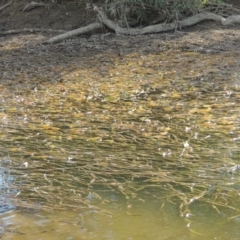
43, 22, 102, 44
0, 0, 13, 11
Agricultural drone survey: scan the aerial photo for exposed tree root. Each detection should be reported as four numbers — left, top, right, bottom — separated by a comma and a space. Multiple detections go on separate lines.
0, 0, 13, 11
222, 15, 240, 25
1, 3, 240, 44
94, 6, 238, 34
43, 6, 240, 44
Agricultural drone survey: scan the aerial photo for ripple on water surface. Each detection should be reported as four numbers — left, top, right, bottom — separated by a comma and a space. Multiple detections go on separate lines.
1, 50, 240, 239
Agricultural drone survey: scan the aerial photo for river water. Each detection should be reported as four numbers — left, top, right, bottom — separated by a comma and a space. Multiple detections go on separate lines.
1, 41, 240, 239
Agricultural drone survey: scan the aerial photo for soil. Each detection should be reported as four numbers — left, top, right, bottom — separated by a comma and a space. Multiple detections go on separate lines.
1, 0, 240, 86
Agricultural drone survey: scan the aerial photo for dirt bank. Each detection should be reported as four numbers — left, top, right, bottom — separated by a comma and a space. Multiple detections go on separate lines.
1, 1, 240, 87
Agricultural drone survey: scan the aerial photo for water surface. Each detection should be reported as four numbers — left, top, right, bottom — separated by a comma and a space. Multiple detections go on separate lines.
1, 49, 240, 239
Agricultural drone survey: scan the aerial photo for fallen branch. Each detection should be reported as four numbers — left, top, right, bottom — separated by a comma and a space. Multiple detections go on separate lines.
0, 0, 13, 11
42, 22, 101, 44
22, 1, 49, 12
0, 28, 66, 36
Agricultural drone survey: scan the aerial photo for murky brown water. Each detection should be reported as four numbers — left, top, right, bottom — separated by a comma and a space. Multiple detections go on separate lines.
1, 41, 240, 239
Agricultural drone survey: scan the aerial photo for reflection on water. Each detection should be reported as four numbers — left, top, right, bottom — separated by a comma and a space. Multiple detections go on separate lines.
0, 164, 15, 214
1, 50, 240, 239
